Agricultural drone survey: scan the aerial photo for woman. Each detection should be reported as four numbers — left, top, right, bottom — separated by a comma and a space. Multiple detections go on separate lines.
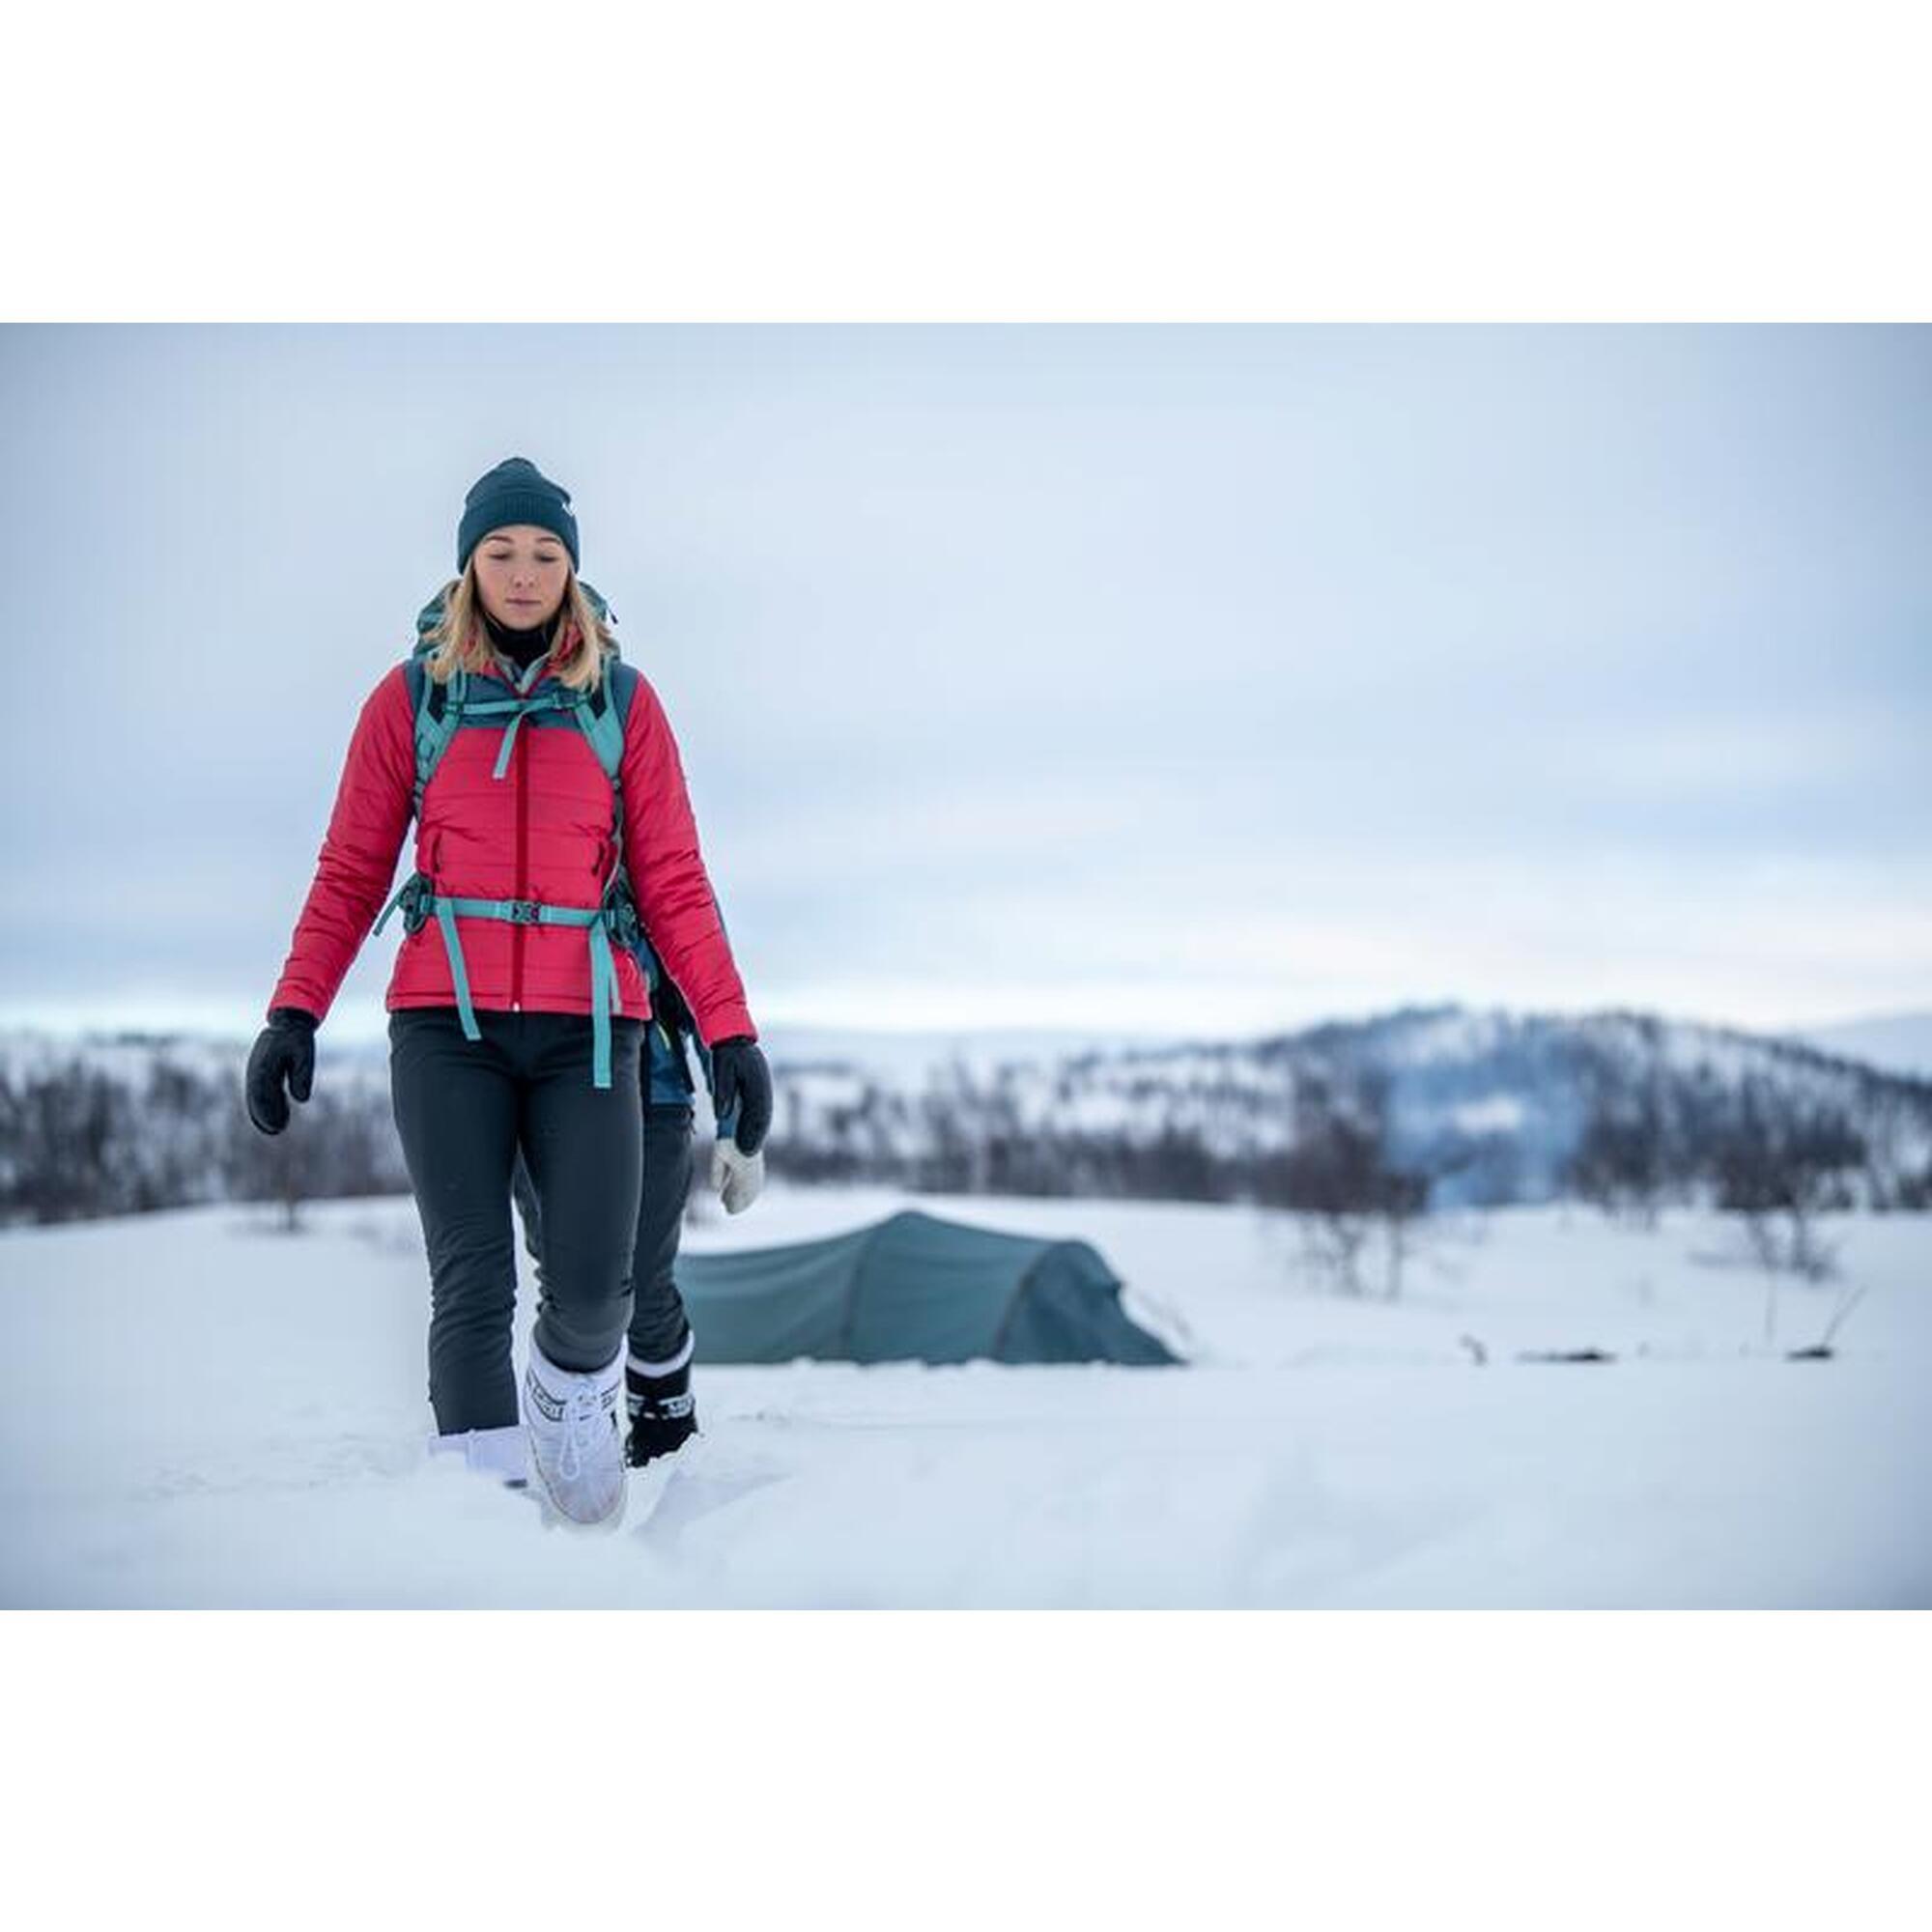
244, 456, 772, 1529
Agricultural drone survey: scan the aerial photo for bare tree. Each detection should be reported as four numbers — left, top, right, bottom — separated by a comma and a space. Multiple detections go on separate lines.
1260, 1065, 1431, 1300
1711, 1083, 1861, 1345
1569, 1072, 1671, 1228
224, 1112, 310, 1232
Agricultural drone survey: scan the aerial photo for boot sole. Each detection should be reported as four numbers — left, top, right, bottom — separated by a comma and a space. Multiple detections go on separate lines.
531, 1470, 630, 1535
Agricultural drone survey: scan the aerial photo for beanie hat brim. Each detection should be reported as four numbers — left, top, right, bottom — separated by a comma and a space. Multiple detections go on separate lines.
457, 458, 581, 572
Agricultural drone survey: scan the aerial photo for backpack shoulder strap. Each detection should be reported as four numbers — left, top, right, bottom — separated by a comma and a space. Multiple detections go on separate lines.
403, 589, 474, 818
404, 642, 468, 820
568, 653, 653, 977
568, 582, 628, 778
574, 655, 638, 784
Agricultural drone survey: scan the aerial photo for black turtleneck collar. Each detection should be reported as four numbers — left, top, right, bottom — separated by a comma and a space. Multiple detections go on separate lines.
480, 604, 562, 672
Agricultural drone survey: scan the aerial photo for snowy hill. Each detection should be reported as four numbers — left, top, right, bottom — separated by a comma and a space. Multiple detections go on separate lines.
766, 1003, 1932, 1211
7, 1004, 1930, 1227
3, 1186, 1927, 1607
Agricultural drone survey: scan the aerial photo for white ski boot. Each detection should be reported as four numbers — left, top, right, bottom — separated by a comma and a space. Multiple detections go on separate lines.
523, 1340, 628, 1530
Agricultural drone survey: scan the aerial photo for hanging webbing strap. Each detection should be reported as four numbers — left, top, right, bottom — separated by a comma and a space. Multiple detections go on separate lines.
432, 897, 626, 1087
483, 686, 581, 779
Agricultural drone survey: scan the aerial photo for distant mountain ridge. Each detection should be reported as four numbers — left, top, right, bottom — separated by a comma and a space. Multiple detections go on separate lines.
5, 1003, 1929, 1224
769, 1002, 1932, 1211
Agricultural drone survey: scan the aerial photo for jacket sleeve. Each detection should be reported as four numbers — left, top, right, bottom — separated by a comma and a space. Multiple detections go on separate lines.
267, 667, 417, 1024
620, 670, 756, 1047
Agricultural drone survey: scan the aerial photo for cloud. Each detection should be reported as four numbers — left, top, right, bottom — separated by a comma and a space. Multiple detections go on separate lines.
2, 325, 1926, 1039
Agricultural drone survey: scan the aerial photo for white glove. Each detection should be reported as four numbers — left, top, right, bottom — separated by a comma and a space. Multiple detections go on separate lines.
710, 1136, 765, 1214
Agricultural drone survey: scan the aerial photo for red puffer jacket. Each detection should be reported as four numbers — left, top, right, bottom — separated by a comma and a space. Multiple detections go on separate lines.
268, 650, 756, 1046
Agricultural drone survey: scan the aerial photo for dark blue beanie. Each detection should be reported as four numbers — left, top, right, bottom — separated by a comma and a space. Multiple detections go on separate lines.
457, 456, 581, 573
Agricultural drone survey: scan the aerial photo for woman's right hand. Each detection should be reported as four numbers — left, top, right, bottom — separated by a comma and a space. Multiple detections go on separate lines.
245, 1008, 320, 1135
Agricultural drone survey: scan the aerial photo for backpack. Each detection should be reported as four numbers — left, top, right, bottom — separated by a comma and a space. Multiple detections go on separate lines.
372, 582, 697, 1098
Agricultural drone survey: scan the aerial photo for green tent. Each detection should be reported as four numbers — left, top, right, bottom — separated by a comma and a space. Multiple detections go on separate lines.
678, 1208, 1181, 1366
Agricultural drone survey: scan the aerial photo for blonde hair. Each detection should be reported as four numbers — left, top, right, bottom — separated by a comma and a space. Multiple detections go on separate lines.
421, 558, 615, 694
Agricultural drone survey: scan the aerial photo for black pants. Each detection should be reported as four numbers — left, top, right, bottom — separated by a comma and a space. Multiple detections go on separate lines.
389, 1008, 645, 1434
512, 1103, 696, 1365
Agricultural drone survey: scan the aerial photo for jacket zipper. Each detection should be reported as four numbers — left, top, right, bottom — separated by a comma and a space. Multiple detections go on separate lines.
511, 711, 528, 1011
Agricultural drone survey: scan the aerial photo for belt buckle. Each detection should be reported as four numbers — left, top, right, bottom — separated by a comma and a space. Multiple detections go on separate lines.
507, 899, 541, 925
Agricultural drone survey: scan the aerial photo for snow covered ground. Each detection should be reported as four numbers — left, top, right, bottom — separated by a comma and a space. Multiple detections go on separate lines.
3, 1185, 1927, 1607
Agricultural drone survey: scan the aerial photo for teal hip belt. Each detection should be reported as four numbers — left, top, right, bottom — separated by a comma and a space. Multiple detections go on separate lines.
375, 870, 639, 1089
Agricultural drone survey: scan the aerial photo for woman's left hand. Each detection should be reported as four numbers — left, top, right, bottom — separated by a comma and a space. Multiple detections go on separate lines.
710, 1137, 765, 1215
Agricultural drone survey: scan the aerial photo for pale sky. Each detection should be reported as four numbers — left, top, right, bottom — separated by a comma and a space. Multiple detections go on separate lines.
1, 325, 1925, 1043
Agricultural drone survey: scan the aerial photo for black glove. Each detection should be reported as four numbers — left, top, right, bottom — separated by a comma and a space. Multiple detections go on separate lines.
245, 1007, 319, 1136
708, 1036, 772, 1154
